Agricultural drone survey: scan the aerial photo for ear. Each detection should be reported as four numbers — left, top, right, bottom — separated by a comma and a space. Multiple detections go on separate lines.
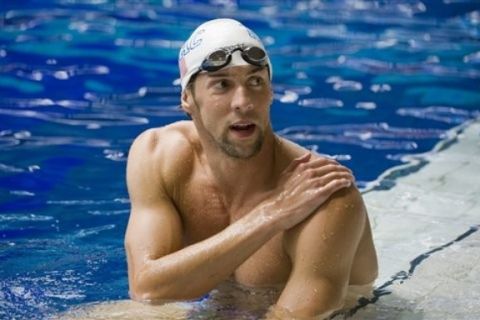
181, 89, 194, 115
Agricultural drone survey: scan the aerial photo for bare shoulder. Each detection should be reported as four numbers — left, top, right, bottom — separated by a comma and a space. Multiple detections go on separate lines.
275, 136, 307, 163
280, 134, 366, 250
127, 121, 198, 196
129, 120, 197, 160
287, 185, 365, 238
275, 135, 362, 215
275, 135, 354, 171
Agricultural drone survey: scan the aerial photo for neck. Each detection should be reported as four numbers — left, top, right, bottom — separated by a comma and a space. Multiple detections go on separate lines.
201, 129, 278, 210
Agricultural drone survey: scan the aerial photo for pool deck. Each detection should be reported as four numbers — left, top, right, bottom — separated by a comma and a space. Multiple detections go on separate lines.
348, 119, 480, 319
60, 120, 480, 319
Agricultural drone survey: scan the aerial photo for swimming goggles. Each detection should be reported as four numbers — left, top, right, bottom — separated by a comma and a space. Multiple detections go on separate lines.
200, 45, 268, 72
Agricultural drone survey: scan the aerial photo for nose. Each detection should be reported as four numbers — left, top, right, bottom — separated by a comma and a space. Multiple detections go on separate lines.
231, 85, 254, 113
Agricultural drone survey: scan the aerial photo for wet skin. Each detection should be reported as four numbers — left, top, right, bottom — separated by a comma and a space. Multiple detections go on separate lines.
124, 65, 378, 318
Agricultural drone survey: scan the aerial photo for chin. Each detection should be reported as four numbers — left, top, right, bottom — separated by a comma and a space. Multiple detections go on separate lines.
222, 140, 264, 159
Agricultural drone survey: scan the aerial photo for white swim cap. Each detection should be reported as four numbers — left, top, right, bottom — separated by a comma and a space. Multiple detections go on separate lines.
178, 18, 272, 91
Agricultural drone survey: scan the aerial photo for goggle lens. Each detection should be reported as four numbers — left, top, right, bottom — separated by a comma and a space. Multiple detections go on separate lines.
201, 46, 267, 72
242, 46, 266, 63
207, 50, 229, 66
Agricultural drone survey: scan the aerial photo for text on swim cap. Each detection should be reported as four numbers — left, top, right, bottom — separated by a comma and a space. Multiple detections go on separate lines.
179, 29, 205, 60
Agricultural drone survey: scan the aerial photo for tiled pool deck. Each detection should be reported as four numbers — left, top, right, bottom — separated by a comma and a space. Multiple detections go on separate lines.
350, 120, 480, 319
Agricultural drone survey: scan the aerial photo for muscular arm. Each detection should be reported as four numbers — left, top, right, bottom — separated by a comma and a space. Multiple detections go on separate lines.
125, 128, 278, 301
276, 186, 371, 318
125, 127, 354, 302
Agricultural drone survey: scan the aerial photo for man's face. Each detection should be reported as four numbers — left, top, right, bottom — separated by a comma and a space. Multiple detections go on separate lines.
185, 65, 273, 159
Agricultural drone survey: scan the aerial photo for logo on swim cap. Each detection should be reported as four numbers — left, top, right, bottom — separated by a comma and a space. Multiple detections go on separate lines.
179, 29, 205, 61
178, 18, 272, 91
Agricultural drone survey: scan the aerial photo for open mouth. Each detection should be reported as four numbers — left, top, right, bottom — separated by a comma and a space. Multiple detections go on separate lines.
229, 123, 256, 137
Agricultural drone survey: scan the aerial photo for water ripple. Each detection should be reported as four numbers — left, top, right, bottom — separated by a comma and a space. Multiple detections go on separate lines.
1, 63, 110, 81
371, 84, 392, 92
397, 106, 480, 124
273, 84, 312, 95
336, 56, 480, 79
74, 224, 116, 238
9, 190, 35, 197
275, 90, 299, 104
47, 198, 129, 205
103, 149, 126, 162
87, 209, 129, 216
0, 109, 148, 128
1, 1, 479, 318
1, 98, 90, 110
356, 102, 377, 110
325, 76, 363, 91
332, 80, 363, 91
0, 163, 25, 173
278, 123, 445, 150
0, 214, 54, 222
464, 51, 480, 64
298, 98, 344, 109
0, 269, 88, 319
0, 131, 113, 149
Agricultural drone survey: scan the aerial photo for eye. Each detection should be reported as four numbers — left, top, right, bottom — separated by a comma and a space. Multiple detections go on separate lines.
248, 76, 264, 87
212, 79, 230, 90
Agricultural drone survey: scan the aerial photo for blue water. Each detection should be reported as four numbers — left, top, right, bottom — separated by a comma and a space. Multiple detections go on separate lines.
0, 1, 479, 319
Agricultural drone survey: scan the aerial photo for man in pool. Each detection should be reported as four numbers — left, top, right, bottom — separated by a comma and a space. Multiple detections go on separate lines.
125, 18, 378, 319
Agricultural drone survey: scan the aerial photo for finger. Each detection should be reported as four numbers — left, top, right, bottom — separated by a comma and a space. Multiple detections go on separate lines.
284, 153, 311, 173
316, 178, 352, 197
296, 157, 339, 171
301, 164, 353, 180
310, 171, 354, 188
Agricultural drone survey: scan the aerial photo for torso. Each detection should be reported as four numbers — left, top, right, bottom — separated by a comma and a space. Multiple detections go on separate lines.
181, 179, 292, 286
178, 187, 292, 287
159, 121, 374, 288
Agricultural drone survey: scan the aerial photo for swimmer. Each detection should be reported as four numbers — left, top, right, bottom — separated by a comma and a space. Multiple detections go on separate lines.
125, 18, 378, 319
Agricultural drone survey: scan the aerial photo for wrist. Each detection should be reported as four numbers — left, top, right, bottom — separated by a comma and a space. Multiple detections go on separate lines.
251, 200, 285, 235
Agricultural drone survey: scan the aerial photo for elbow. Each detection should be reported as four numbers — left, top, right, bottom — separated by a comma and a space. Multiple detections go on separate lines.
129, 285, 156, 303
129, 268, 170, 302
130, 289, 170, 304
129, 269, 206, 302
130, 288, 206, 304
129, 270, 157, 302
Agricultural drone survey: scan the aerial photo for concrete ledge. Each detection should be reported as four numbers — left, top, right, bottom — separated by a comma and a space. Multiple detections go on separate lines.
348, 119, 480, 319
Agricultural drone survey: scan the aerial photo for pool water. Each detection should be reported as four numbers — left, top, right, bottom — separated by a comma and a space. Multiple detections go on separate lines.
0, 1, 479, 319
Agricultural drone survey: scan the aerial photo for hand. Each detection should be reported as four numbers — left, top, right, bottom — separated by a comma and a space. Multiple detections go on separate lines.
264, 153, 354, 230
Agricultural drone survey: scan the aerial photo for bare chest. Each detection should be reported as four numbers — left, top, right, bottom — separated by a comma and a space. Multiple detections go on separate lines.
176, 180, 230, 244
174, 176, 291, 287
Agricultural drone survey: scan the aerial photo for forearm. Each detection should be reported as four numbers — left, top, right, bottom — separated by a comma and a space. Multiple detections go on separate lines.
132, 205, 280, 301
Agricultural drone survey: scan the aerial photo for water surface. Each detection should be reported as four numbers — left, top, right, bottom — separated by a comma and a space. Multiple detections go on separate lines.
0, 1, 479, 318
